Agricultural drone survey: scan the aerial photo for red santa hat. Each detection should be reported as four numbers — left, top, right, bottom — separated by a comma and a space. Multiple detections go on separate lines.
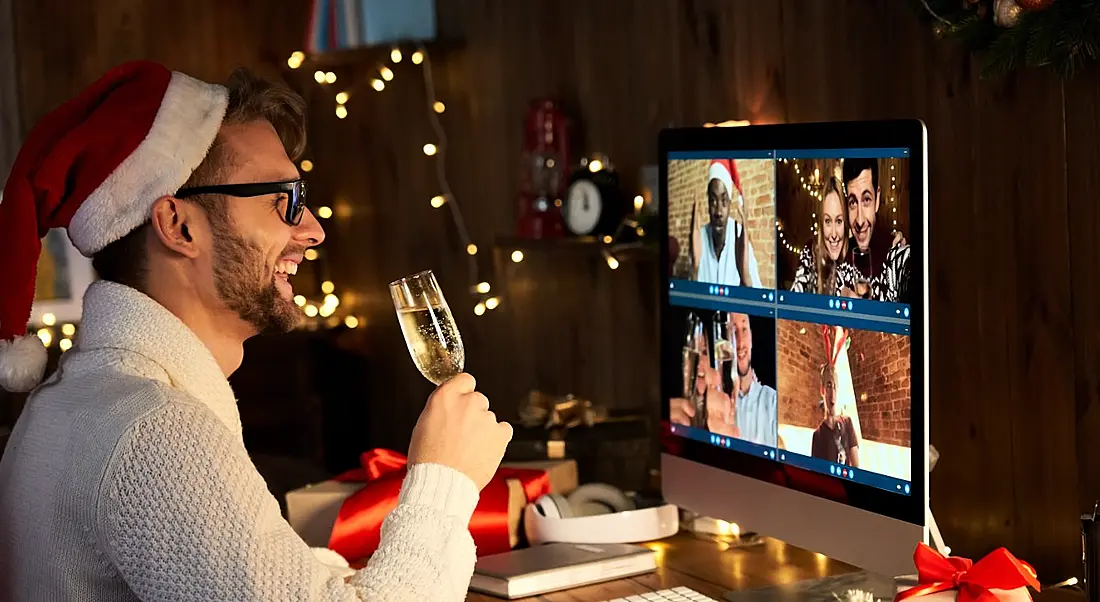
0, 60, 228, 392
707, 159, 743, 208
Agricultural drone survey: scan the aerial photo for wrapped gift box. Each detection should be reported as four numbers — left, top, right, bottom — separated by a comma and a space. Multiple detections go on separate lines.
286, 459, 578, 548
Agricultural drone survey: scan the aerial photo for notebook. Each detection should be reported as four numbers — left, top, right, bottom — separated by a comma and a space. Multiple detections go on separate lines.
468, 542, 657, 599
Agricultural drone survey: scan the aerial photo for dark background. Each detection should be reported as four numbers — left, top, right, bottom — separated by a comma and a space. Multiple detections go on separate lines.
2, 0, 1099, 582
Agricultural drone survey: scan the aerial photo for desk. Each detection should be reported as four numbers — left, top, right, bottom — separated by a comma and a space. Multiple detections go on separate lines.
464, 531, 1085, 601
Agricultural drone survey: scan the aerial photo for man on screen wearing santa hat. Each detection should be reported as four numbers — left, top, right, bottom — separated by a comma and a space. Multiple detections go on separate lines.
691, 159, 762, 288
0, 61, 511, 601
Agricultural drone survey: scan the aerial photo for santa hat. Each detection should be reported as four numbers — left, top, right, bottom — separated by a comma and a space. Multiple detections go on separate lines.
0, 60, 228, 392
708, 159, 743, 207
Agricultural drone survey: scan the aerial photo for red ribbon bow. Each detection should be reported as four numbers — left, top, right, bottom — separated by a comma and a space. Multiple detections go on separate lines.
327, 449, 551, 563
895, 543, 1040, 602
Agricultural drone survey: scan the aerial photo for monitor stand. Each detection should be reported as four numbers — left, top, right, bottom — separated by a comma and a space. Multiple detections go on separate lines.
721, 508, 947, 601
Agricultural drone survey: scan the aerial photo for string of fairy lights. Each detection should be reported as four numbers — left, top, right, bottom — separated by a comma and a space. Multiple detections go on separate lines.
288, 44, 646, 321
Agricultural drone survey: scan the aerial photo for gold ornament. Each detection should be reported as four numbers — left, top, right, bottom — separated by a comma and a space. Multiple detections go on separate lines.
993, 0, 1023, 26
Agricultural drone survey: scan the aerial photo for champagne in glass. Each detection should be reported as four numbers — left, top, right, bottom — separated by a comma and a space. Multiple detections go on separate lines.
390, 270, 465, 385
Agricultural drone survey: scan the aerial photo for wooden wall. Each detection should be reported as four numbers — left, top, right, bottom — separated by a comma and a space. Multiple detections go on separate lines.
8, 0, 1100, 580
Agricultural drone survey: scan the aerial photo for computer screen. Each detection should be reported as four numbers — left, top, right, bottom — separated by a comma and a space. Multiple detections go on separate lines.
659, 121, 926, 575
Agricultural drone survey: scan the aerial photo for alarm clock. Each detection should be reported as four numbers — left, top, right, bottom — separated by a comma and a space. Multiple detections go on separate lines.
563, 166, 627, 237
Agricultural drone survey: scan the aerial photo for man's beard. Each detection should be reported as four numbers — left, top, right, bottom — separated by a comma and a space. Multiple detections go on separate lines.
210, 221, 301, 334
709, 220, 726, 254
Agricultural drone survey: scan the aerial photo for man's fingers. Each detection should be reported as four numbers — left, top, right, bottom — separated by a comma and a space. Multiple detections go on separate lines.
465, 391, 490, 411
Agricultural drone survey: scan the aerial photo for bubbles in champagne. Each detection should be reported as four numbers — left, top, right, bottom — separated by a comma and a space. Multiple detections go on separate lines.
398, 306, 465, 385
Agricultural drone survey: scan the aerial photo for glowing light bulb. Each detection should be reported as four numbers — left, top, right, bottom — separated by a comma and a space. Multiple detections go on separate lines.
602, 235, 613, 244
335, 105, 348, 119
486, 297, 500, 310
321, 281, 335, 294
323, 294, 339, 308
466, 244, 478, 255
300, 159, 314, 172
511, 250, 524, 263
411, 51, 424, 64
379, 66, 394, 81
474, 302, 486, 316
314, 70, 325, 83
423, 143, 437, 156
304, 304, 319, 317
324, 71, 337, 84
335, 92, 349, 104
287, 54, 303, 69
59, 338, 72, 351
37, 329, 52, 346
476, 282, 491, 294
390, 48, 402, 62
61, 323, 76, 336
304, 249, 319, 261
319, 304, 335, 318
371, 79, 385, 91
42, 313, 56, 326
430, 195, 445, 208
606, 255, 620, 270
634, 195, 644, 211
293, 295, 306, 307
345, 315, 360, 328
588, 159, 603, 173
433, 101, 445, 113
317, 206, 333, 219
636, 226, 645, 236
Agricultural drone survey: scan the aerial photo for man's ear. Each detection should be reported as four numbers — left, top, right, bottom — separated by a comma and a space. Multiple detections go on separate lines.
149, 196, 203, 259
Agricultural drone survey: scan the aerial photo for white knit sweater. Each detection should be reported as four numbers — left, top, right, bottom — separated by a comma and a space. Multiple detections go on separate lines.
0, 281, 480, 601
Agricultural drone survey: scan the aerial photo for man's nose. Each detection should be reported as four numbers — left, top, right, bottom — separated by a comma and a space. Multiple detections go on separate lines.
294, 207, 327, 246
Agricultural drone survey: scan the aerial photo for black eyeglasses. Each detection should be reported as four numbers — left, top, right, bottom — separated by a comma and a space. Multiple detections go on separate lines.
176, 179, 308, 226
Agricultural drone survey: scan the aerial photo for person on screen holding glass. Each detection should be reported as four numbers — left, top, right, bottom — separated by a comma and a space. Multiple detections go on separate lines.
690, 159, 762, 288
811, 363, 861, 468
0, 62, 511, 602
729, 313, 778, 447
842, 158, 912, 304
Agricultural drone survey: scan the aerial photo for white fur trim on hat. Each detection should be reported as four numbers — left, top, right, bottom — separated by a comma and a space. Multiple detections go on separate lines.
0, 334, 48, 393
68, 71, 229, 256
707, 161, 741, 208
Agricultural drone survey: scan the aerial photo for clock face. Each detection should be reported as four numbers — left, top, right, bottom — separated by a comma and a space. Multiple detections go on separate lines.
565, 179, 602, 235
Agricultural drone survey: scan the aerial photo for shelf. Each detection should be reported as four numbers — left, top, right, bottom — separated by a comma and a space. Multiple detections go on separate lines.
495, 236, 657, 258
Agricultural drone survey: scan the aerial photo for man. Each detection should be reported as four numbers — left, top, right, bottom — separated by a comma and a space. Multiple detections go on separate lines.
811, 364, 860, 468
0, 61, 511, 601
730, 313, 777, 447
691, 159, 762, 288
842, 158, 911, 303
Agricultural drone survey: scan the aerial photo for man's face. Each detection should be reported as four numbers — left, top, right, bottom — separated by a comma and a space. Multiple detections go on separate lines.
707, 179, 731, 244
846, 168, 879, 252
731, 313, 752, 377
201, 121, 325, 335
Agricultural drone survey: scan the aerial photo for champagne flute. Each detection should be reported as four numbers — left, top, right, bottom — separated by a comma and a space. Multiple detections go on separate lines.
389, 270, 465, 385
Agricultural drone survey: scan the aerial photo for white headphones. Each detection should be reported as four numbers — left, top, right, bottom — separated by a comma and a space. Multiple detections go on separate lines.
524, 483, 680, 545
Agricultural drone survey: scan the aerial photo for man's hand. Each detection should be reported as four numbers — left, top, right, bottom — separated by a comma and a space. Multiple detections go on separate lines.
670, 397, 695, 426
892, 230, 907, 248
408, 373, 513, 491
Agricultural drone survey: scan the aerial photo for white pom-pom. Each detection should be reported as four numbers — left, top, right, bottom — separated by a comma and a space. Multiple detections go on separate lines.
0, 335, 48, 392
311, 547, 354, 578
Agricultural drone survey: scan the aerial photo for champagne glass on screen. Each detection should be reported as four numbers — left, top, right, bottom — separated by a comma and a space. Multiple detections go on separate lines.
390, 270, 465, 385
682, 312, 707, 430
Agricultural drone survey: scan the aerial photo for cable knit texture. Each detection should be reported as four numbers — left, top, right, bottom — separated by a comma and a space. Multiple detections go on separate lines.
0, 280, 480, 601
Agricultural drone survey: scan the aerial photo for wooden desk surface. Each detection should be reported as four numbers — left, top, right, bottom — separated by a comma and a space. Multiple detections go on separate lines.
464, 532, 1085, 601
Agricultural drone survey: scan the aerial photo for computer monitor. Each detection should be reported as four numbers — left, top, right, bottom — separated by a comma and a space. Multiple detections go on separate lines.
658, 120, 928, 578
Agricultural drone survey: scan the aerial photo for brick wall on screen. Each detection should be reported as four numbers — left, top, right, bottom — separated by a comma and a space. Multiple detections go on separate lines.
667, 159, 775, 287
776, 320, 825, 429
849, 331, 911, 447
